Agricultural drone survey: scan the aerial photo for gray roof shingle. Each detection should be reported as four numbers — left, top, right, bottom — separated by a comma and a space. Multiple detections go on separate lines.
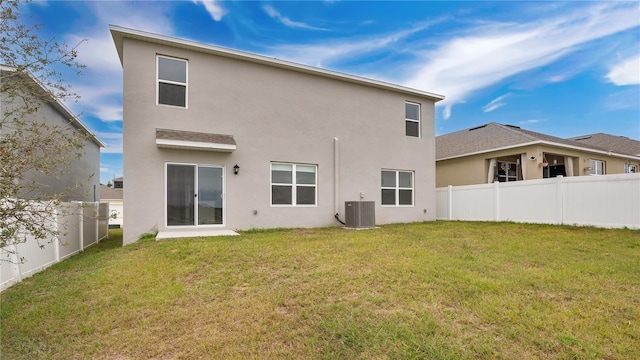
569, 133, 640, 156
436, 123, 633, 160
156, 128, 236, 146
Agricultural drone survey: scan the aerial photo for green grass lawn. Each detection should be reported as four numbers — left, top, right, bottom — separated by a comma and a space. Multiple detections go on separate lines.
1, 222, 639, 359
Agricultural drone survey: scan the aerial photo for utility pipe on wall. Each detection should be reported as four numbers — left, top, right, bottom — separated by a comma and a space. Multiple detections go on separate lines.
334, 137, 340, 216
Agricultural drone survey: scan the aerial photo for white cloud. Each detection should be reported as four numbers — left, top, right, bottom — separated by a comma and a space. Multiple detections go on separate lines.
97, 131, 123, 154
519, 119, 544, 125
483, 94, 510, 113
263, 5, 327, 31
266, 22, 436, 68
60, 2, 177, 123
604, 88, 640, 111
403, 2, 640, 119
67, 34, 121, 75
193, 0, 227, 22
606, 55, 640, 85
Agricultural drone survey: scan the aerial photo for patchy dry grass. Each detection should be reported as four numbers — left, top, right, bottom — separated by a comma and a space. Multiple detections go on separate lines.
1, 222, 639, 359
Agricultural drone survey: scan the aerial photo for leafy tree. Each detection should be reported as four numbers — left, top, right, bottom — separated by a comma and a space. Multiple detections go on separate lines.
1, 0, 88, 260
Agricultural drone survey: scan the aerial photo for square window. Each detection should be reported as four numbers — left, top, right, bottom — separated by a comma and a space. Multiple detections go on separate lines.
272, 185, 293, 205
272, 164, 293, 184
271, 163, 317, 206
589, 159, 605, 175
158, 83, 186, 107
405, 102, 419, 120
381, 170, 414, 206
381, 170, 396, 187
381, 189, 396, 205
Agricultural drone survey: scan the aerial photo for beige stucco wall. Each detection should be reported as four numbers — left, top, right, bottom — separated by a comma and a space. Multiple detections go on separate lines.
436, 143, 640, 187
122, 38, 438, 244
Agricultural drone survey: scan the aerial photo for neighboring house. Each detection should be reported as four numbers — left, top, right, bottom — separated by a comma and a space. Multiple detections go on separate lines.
0, 65, 105, 202
99, 184, 123, 228
111, 176, 124, 189
570, 133, 640, 173
436, 122, 640, 187
110, 25, 444, 245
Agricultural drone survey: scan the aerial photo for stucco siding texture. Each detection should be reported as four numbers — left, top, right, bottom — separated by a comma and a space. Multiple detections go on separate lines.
122, 38, 437, 244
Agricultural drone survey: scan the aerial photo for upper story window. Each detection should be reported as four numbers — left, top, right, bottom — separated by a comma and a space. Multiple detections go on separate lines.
405, 102, 420, 137
381, 170, 414, 206
589, 159, 605, 175
271, 163, 317, 206
157, 55, 187, 108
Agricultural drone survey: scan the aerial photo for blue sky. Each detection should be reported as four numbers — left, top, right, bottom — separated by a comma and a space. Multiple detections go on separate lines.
23, 1, 640, 184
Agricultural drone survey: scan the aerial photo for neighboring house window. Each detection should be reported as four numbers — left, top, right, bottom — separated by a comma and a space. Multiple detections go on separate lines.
271, 163, 317, 206
381, 170, 414, 206
157, 55, 187, 107
589, 159, 605, 175
496, 161, 518, 182
114, 181, 123, 189
405, 102, 420, 137
625, 164, 637, 173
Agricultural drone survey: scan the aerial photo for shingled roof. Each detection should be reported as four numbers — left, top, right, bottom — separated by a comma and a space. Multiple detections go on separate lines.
156, 128, 236, 152
436, 123, 637, 160
569, 133, 640, 157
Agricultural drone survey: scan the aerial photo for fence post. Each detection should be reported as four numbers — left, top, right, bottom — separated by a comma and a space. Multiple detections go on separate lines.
556, 176, 564, 225
9, 244, 21, 283
53, 206, 60, 263
494, 181, 500, 221
78, 202, 84, 251
94, 202, 100, 244
448, 185, 453, 220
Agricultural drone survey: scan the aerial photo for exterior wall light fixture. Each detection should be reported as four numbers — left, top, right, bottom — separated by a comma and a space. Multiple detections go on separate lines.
233, 164, 240, 175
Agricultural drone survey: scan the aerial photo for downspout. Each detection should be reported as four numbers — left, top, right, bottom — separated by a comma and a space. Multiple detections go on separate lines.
334, 137, 345, 225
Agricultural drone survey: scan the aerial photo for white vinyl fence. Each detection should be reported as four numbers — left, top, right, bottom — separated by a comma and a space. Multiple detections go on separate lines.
1, 201, 109, 291
436, 173, 640, 229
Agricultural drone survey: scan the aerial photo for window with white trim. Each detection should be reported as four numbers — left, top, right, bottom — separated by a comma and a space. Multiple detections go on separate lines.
625, 163, 637, 173
589, 159, 605, 175
157, 55, 187, 107
405, 102, 420, 137
271, 163, 317, 206
381, 170, 414, 206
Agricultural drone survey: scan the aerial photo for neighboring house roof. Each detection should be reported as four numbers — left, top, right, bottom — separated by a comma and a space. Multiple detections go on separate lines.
436, 123, 640, 161
569, 133, 640, 157
109, 25, 445, 102
113, 177, 123, 182
0, 65, 106, 148
99, 184, 123, 200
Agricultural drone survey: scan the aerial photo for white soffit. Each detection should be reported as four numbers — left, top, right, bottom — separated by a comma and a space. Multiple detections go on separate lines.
156, 139, 236, 152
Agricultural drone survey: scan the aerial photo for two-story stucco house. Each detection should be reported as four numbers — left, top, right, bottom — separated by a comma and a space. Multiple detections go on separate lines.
110, 26, 444, 245
0, 65, 105, 202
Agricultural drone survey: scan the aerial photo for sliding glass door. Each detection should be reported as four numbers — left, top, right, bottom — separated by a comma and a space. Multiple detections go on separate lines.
166, 164, 224, 226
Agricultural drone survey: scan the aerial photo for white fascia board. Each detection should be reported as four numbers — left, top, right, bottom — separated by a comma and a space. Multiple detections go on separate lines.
437, 140, 640, 162
109, 25, 445, 102
156, 139, 236, 152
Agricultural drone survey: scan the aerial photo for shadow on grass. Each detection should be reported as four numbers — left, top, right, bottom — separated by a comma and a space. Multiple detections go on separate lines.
80, 229, 123, 255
